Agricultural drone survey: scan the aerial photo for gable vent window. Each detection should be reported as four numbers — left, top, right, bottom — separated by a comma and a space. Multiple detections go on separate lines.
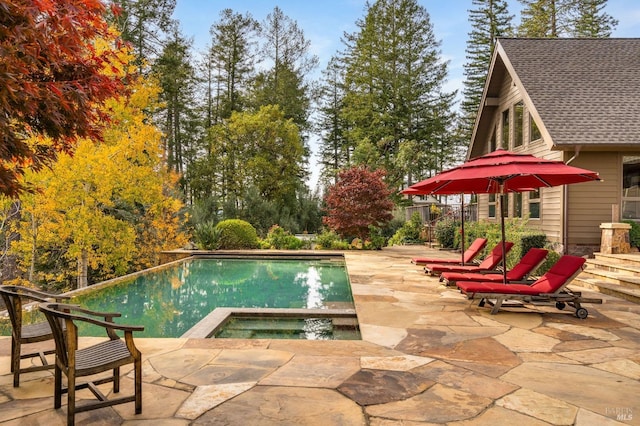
530, 115, 541, 141
514, 101, 524, 148
501, 109, 509, 149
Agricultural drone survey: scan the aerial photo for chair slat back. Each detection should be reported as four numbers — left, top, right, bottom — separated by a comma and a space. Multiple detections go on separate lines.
0, 288, 22, 335
39, 303, 73, 367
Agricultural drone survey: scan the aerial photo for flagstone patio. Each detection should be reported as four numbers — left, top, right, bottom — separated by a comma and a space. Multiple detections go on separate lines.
1, 245, 639, 425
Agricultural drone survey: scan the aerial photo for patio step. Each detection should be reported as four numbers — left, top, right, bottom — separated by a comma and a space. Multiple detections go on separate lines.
575, 252, 640, 304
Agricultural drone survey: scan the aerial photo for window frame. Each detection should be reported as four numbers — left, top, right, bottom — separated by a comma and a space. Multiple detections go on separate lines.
622, 156, 640, 220
488, 193, 497, 219
514, 192, 523, 218
501, 109, 510, 149
514, 101, 524, 148
530, 114, 541, 142
528, 189, 541, 219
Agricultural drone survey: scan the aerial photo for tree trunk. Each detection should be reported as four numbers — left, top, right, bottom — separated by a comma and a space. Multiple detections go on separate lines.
28, 214, 36, 282
77, 249, 88, 289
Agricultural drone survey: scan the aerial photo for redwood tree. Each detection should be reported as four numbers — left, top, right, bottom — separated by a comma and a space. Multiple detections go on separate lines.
0, 0, 126, 196
323, 166, 394, 241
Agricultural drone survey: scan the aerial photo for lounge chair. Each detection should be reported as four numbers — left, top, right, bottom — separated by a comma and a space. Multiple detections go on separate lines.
411, 238, 487, 265
440, 247, 548, 286
456, 255, 602, 318
39, 302, 144, 426
424, 241, 514, 276
0, 285, 70, 387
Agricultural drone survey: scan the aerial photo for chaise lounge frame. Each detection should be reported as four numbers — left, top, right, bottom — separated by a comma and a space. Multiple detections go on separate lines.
456, 255, 602, 318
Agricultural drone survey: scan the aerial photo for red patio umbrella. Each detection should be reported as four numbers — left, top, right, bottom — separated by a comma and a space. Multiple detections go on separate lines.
404, 149, 601, 283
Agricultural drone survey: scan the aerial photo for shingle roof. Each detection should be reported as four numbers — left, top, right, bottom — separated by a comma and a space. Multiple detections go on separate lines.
497, 38, 640, 147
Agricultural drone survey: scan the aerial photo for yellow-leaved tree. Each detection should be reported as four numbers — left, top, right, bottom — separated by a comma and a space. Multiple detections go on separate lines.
12, 70, 188, 290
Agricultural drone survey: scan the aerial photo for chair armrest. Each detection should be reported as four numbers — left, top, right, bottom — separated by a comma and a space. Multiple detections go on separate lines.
58, 304, 123, 322
40, 303, 144, 333
1, 285, 71, 303
71, 315, 145, 333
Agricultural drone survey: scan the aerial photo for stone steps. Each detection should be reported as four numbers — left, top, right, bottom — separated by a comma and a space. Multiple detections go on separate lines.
575, 252, 640, 304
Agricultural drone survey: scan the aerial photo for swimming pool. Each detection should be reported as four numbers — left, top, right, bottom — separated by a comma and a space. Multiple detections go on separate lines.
70, 255, 356, 338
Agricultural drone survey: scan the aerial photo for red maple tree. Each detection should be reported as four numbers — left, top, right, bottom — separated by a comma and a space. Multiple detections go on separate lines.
323, 166, 394, 241
0, 0, 127, 196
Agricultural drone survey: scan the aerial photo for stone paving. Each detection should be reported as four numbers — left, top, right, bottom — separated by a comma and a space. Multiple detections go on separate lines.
1, 245, 639, 425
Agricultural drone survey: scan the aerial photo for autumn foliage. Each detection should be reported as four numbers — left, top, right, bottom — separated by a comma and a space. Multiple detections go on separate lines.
323, 166, 394, 240
0, 0, 126, 196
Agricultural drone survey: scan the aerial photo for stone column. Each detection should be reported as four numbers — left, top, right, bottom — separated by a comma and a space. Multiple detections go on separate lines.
599, 223, 631, 254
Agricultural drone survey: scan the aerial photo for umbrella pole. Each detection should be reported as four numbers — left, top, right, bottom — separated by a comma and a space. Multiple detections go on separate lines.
500, 187, 508, 284
460, 194, 465, 265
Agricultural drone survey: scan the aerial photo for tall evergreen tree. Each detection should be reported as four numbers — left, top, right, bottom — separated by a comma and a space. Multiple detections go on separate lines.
340, 0, 456, 188
251, 6, 318, 131
570, 0, 618, 37
461, 0, 512, 143
152, 29, 200, 182
518, 0, 617, 37
317, 56, 351, 186
208, 9, 259, 124
518, 0, 561, 37
108, 0, 177, 71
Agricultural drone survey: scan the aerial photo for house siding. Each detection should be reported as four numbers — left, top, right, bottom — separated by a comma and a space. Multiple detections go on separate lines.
468, 38, 640, 257
476, 81, 567, 246
565, 152, 623, 254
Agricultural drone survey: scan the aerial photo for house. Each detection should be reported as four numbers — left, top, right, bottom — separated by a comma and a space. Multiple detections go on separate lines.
469, 38, 640, 256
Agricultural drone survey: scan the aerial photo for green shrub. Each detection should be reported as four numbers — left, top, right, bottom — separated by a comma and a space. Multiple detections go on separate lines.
623, 220, 640, 248
193, 221, 221, 250
536, 245, 562, 276
381, 217, 405, 240
459, 218, 549, 269
315, 230, 349, 250
262, 225, 304, 249
366, 225, 387, 250
434, 218, 459, 249
388, 212, 425, 246
215, 219, 259, 249
330, 240, 350, 250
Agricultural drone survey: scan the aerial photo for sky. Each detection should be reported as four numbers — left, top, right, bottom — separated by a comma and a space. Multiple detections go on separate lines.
171, 0, 640, 187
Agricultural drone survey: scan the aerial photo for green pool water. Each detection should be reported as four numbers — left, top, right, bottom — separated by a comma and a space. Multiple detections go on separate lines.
214, 316, 361, 340
68, 257, 355, 338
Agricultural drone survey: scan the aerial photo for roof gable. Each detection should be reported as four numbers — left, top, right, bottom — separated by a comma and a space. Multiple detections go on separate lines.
470, 38, 640, 158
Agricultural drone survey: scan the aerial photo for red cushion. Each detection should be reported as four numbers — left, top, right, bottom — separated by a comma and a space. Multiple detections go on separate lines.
457, 255, 586, 295
412, 238, 487, 264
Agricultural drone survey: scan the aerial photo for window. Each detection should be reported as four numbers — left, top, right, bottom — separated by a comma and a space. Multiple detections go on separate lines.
514, 101, 524, 148
501, 109, 509, 148
530, 114, 541, 141
501, 194, 508, 218
622, 156, 640, 220
528, 189, 540, 219
488, 193, 496, 218
514, 192, 523, 217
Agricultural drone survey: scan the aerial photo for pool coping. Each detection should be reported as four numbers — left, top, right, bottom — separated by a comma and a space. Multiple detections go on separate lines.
181, 307, 358, 338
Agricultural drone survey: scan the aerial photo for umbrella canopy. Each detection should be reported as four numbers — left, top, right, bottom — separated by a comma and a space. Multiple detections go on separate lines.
409, 149, 600, 194
404, 149, 601, 283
